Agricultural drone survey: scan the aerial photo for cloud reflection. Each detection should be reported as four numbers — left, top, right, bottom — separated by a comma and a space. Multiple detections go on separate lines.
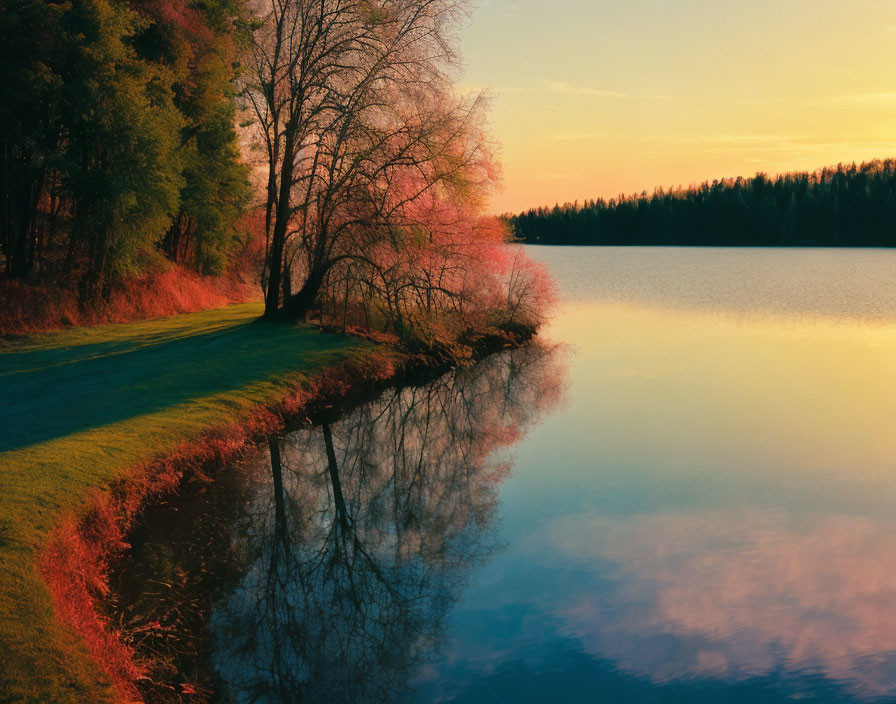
543, 509, 896, 698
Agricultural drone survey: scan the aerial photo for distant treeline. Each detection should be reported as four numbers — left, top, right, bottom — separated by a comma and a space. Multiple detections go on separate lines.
1, 1, 250, 300
506, 160, 896, 247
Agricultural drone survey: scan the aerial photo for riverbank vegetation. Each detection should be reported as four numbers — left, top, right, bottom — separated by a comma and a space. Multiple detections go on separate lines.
1, 1, 551, 701
2, 0, 550, 341
0, 304, 369, 702
1, 0, 255, 330
507, 159, 896, 248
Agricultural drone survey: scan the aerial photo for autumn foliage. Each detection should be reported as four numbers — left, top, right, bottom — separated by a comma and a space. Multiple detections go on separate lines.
2, 0, 555, 341
244, 0, 554, 334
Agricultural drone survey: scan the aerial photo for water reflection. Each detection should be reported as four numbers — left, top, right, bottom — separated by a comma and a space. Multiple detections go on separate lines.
540, 510, 896, 698
117, 247, 896, 703
405, 246, 896, 703
210, 343, 566, 702
531, 245, 896, 325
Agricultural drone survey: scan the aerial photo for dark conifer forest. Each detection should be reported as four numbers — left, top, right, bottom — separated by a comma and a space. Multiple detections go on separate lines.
506, 160, 896, 247
0, 0, 251, 300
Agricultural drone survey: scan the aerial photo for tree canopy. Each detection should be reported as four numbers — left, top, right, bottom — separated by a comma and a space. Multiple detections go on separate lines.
244, 0, 540, 334
3, 0, 550, 339
0, 0, 251, 299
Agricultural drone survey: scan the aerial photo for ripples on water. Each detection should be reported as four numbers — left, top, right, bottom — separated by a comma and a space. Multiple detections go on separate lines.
539, 245, 896, 325
116, 246, 896, 703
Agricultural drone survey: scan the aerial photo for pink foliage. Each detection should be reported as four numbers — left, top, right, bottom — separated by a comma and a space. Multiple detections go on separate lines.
317, 178, 555, 340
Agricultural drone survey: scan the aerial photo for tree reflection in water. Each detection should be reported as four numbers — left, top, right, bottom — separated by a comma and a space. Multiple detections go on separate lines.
211, 343, 565, 703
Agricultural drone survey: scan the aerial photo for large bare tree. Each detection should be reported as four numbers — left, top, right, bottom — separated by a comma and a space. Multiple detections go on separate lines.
243, 0, 492, 321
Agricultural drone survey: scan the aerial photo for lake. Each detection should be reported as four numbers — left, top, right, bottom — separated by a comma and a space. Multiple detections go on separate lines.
115, 246, 896, 702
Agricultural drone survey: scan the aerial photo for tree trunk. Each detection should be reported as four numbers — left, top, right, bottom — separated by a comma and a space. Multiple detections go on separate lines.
268, 437, 289, 546
263, 132, 297, 319
323, 424, 348, 528
280, 264, 326, 321
10, 182, 35, 279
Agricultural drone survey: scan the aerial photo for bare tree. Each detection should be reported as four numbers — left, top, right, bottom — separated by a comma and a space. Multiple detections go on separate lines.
243, 0, 494, 321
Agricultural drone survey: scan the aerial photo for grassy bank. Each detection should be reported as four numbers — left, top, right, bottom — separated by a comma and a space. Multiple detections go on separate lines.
0, 303, 370, 703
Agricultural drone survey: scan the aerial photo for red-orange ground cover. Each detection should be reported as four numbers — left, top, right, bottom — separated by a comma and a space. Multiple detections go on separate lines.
38, 347, 413, 701
0, 266, 259, 337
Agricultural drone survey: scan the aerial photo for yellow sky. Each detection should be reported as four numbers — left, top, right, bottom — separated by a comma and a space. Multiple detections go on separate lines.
459, 0, 896, 213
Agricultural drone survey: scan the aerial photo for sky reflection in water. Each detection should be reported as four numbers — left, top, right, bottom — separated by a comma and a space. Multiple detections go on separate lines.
209, 246, 896, 703
408, 247, 896, 703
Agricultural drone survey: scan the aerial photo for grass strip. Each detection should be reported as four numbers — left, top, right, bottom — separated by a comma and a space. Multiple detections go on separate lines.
0, 303, 367, 703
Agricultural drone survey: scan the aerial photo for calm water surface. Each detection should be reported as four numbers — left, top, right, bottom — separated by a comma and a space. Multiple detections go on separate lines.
121, 247, 896, 703
404, 247, 896, 703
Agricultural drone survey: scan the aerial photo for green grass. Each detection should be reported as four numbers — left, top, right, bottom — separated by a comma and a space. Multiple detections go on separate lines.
0, 303, 368, 703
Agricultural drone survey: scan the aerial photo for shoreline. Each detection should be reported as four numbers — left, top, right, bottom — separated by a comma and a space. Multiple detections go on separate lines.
0, 304, 365, 703
26, 318, 533, 702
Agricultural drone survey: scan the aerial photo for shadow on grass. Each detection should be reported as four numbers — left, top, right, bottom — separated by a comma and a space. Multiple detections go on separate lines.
0, 319, 358, 453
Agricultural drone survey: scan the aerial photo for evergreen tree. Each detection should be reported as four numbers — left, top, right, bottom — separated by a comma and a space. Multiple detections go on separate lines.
0, 0, 251, 298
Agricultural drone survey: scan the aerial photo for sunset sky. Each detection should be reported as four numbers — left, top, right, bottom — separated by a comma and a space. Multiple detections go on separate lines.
460, 0, 896, 214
